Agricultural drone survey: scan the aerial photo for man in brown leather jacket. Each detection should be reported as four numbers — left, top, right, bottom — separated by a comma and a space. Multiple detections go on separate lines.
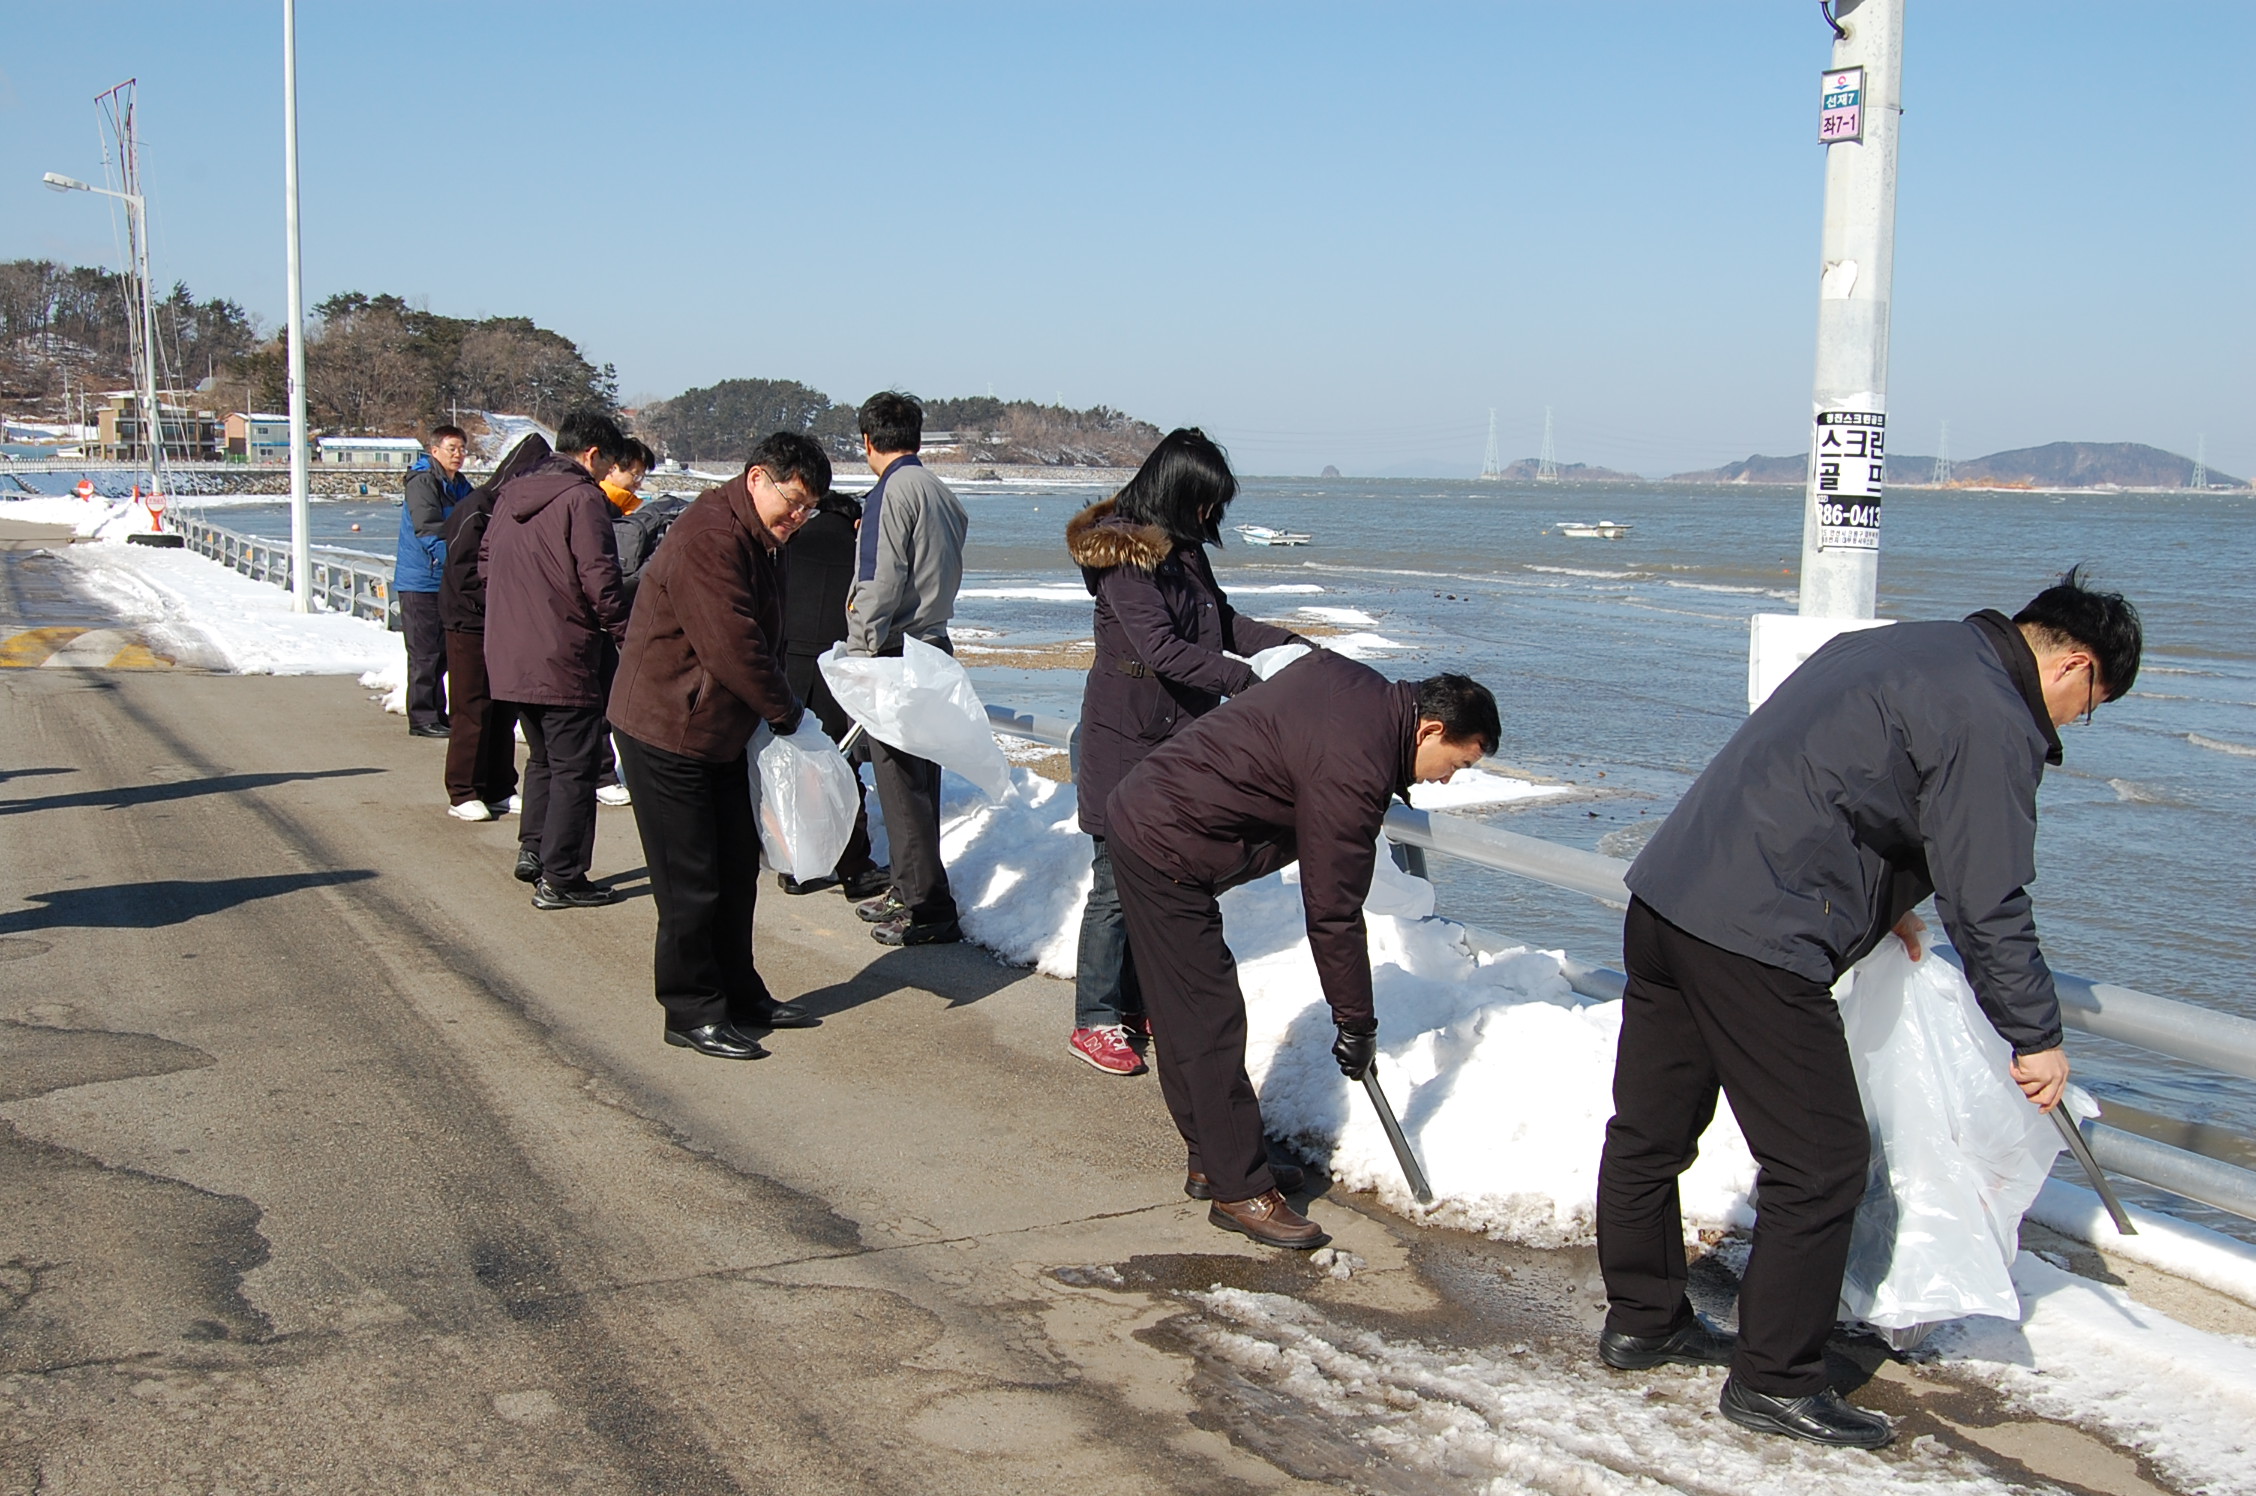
608, 432, 828, 1060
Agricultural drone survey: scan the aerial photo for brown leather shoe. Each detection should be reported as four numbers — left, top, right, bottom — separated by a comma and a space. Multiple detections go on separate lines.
1208, 1189, 1330, 1250
1185, 1162, 1305, 1200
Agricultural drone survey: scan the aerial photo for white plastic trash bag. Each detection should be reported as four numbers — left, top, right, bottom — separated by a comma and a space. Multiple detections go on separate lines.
1246, 642, 1312, 681
748, 719, 861, 881
817, 637, 1011, 800
1835, 940, 2064, 1342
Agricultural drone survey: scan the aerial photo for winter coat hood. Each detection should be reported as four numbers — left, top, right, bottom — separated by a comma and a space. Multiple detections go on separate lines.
497, 454, 592, 525
1067, 497, 1171, 580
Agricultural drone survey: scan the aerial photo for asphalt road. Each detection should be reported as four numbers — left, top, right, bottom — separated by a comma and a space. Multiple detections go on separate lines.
0, 520, 2238, 1495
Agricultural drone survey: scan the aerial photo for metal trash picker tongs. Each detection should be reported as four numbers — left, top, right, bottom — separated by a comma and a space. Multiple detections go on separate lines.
2050, 1103, 2137, 1235
1361, 1064, 1435, 1206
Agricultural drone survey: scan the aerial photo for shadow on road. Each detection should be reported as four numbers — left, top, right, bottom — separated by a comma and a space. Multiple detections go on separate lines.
0, 870, 378, 934
0, 767, 381, 817
0, 767, 74, 786
789, 941, 1025, 1017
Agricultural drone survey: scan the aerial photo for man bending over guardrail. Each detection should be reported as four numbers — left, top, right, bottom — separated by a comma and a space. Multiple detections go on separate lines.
1105, 652, 1499, 1251
1596, 567, 2142, 1450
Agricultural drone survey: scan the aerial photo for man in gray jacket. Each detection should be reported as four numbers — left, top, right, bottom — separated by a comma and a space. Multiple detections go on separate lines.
844, 391, 969, 947
1596, 569, 2141, 1450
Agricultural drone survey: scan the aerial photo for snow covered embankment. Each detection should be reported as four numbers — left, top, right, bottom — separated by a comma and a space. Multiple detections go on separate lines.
50, 517, 406, 703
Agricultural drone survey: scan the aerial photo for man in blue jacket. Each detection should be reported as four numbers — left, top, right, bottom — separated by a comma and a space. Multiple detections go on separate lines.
394, 424, 473, 738
1596, 569, 2142, 1449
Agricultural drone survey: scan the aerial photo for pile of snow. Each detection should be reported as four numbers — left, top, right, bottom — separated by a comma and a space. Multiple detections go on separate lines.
2026, 1178, 2256, 1308
936, 765, 1758, 1242
1, 494, 137, 538
59, 533, 406, 693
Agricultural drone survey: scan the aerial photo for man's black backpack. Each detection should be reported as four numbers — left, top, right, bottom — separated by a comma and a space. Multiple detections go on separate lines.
614, 496, 690, 606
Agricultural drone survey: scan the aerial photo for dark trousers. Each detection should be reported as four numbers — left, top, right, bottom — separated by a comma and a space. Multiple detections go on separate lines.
870, 738, 954, 922
444, 631, 518, 808
1110, 838, 1276, 1204
510, 702, 605, 887
594, 638, 621, 789
1597, 898, 1870, 1397
400, 590, 447, 728
1073, 837, 1145, 1029
614, 732, 771, 1030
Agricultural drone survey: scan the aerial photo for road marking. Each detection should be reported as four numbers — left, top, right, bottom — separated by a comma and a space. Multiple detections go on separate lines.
0, 625, 177, 669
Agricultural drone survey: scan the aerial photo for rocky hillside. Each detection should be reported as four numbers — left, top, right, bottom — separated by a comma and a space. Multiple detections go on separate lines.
1670, 441, 2238, 489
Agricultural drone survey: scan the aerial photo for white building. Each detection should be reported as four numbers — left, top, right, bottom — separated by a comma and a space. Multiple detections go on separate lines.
317, 436, 425, 469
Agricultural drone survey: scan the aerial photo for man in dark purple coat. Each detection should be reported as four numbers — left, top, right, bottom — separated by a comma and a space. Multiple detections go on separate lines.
1105, 650, 1499, 1249
481, 409, 631, 909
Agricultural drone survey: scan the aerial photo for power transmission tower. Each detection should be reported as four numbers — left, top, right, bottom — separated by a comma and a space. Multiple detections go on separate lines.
1931, 420, 1951, 485
2191, 435, 2207, 491
1537, 407, 1559, 482
1478, 409, 1502, 480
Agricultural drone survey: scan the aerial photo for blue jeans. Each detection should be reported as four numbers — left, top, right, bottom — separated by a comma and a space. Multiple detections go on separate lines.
1074, 837, 1146, 1029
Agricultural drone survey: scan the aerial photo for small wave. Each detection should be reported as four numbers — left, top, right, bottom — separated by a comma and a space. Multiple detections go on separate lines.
1662, 580, 1768, 596
2108, 778, 2174, 805
1526, 565, 1638, 580
2188, 733, 2256, 758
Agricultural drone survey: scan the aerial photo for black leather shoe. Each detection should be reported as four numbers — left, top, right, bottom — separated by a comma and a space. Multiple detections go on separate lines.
1600, 1317, 1737, 1371
854, 890, 907, 923
664, 1023, 768, 1061
777, 873, 840, 896
1719, 1377, 1893, 1448
513, 850, 543, 884
531, 877, 612, 910
736, 1000, 820, 1030
839, 867, 892, 901
871, 915, 961, 947
408, 722, 451, 739
1186, 1162, 1305, 1200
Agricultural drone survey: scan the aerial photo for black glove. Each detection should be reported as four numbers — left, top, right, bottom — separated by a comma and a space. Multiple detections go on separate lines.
774, 701, 806, 738
1332, 1021, 1377, 1081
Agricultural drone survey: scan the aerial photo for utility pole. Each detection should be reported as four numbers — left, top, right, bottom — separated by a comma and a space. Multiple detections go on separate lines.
283, 0, 312, 611
1537, 407, 1559, 481
1479, 410, 1502, 481
1749, 0, 1904, 709
1932, 419, 1951, 486
1797, 0, 1902, 620
2191, 435, 2207, 491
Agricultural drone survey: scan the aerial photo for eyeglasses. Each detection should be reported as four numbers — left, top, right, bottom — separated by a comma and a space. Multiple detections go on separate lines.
2078, 660, 2102, 726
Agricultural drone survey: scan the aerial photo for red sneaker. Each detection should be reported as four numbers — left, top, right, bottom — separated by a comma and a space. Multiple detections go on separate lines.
1068, 1026, 1146, 1075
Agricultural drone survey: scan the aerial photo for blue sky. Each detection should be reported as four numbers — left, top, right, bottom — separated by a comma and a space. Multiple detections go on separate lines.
3, 2, 2248, 478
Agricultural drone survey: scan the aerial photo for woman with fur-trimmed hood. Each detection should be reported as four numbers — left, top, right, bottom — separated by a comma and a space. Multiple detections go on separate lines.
1062, 428, 1301, 1076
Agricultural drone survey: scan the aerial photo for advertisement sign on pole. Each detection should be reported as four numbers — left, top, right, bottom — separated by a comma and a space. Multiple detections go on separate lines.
1811, 409, 1884, 551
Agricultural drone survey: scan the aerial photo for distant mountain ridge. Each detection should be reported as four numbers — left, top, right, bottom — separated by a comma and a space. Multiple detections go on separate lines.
1668, 441, 2241, 490
1492, 457, 1643, 483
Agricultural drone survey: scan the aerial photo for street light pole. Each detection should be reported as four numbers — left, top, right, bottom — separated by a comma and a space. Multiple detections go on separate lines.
39, 172, 164, 495
282, 0, 312, 611
1797, 0, 1903, 620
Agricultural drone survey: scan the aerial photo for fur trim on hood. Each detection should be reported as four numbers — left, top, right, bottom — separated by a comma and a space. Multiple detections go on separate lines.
1066, 497, 1171, 572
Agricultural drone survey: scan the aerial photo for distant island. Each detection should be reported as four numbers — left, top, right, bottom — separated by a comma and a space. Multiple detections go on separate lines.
1667, 441, 2242, 491
1490, 458, 1643, 483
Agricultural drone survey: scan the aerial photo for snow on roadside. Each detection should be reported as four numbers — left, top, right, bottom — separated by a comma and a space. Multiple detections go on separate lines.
937, 765, 1759, 1243
1931, 1253, 2256, 1496
1181, 1288, 2030, 1496
2026, 1178, 2256, 1309
58, 532, 406, 697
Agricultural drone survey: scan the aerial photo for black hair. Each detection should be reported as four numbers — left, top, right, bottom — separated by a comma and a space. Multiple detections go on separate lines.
2012, 565, 2143, 701
555, 408, 628, 465
1415, 673, 1500, 754
746, 431, 832, 496
614, 436, 656, 473
429, 423, 468, 446
858, 391, 923, 454
1113, 427, 1237, 548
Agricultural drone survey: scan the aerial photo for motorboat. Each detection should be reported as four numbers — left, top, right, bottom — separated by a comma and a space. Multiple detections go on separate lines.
1236, 523, 1313, 547
1554, 520, 1631, 540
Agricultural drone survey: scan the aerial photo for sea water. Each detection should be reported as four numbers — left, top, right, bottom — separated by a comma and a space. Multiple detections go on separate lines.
207, 479, 2256, 1164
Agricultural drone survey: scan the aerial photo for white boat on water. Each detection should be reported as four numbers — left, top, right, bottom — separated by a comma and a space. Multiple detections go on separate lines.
1236, 523, 1313, 547
1554, 520, 1631, 540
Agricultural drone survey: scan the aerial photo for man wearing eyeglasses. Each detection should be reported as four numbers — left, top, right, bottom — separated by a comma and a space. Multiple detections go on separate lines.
608, 432, 830, 1060
1595, 567, 2142, 1449
395, 424, 473, 738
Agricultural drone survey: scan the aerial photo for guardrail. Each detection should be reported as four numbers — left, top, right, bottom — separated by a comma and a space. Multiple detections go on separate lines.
984, 700, 2256, 1228
167, 512, 400, 628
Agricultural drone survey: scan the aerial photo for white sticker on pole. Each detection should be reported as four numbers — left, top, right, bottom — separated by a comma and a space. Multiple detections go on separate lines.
1821, 67, 1864, 144
1812, 409, 1884, 552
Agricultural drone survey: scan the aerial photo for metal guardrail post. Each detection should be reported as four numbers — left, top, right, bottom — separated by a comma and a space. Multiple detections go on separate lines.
2083, 1123, 2256, 1224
